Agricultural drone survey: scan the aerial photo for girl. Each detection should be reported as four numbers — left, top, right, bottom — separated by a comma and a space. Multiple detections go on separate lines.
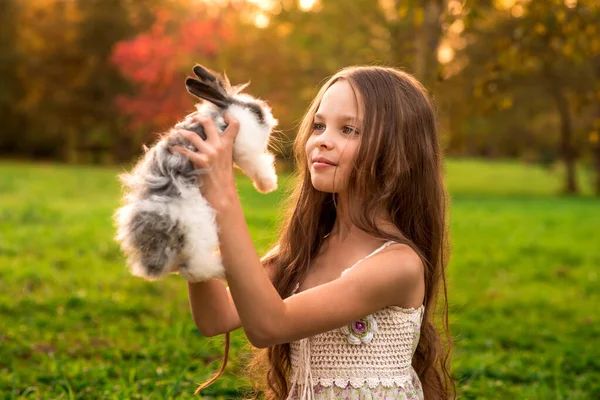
171, 65, 455, 399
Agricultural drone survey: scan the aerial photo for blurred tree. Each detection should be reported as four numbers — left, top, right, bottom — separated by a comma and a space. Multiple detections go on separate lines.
415, 0, 445, 89
0, 0, 24, 156
589, 45, 600, 195
0, 3, 30, 154
378, 0, 447, 90
4, 0, 158, 163
73, 0, 158, 163
593, 100, 600, 195
14, 0, 84, 160
451, 0, 600, 194
110, 1, 233, 142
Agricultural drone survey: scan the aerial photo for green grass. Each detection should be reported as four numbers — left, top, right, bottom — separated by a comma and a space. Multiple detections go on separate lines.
1, 158, 598, 399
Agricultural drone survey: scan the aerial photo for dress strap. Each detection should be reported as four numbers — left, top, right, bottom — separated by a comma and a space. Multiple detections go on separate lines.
292, 240, 396, 295
340, 240, 396, 277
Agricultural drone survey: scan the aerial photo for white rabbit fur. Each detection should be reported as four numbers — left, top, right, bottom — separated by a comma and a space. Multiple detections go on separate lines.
113, 65, 278, 283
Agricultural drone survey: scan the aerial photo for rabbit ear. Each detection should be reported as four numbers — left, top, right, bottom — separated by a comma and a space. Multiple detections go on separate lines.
185, 77, 230, 108
192, 64, 245, 95
193, 64, 233, 93
194, 64, 217, 82
186, 64, 230, 108
193, 64, 218, 82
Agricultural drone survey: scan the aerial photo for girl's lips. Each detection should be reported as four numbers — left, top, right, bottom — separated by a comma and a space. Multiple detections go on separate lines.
313, 162, 336, 169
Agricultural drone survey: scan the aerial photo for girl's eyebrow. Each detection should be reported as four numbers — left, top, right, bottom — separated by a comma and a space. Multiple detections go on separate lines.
314, 113, 362, 125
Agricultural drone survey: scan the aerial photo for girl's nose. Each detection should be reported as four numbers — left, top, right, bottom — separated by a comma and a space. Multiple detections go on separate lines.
314, 132, 333, 149
315, 140, 332, 149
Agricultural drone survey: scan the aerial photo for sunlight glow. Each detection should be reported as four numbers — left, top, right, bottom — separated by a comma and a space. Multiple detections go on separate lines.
511, 4, 524, 17
438, 44, 455, 64
246, 0, 277, 11
564, 0, 577, 8
254, 12, 270, 28
192, 0, 229, 7
447, 0, 463, 16
299, 0, 317, 11
449, 19, 465, 34
495, 0, 516, 9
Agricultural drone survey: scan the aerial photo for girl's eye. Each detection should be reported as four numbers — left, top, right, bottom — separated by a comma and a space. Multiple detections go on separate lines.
342, 126, 358, 135
311, 123, 358, 135
312, 122, 325, 131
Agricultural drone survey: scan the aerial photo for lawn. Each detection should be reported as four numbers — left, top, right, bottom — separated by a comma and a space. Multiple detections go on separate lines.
1, 159, 598, 399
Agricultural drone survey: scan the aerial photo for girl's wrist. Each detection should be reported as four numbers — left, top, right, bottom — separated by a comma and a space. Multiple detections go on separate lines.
203, 182, 238, 212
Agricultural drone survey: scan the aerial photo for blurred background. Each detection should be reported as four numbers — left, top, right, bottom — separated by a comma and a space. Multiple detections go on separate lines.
1, 0, 599, 399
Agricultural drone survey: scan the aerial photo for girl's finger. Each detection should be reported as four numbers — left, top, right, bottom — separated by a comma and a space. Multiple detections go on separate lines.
193, 116, 220, 144
223, 113, 240, 141
175, 112, 201, 129
170, 146, 210, 168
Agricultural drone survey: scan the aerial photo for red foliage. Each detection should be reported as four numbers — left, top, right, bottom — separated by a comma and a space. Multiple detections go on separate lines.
110, 7, 230, 132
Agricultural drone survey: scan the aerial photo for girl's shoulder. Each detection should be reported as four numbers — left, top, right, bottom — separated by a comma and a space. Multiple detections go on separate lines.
340, 239, 420, 276
294, 239, 424, 309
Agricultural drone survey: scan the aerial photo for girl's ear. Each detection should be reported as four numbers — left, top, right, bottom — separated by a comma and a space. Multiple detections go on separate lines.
186, 64, 230, 108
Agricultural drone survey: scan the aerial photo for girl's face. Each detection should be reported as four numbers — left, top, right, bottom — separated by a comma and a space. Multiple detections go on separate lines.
305, 80, 363, 194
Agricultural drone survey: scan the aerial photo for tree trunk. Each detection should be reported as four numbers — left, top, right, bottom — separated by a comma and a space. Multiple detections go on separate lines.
414, 0, 443, 91
66, 126, 80, 164
387, 0, 416, 68
546, 73, 579, 195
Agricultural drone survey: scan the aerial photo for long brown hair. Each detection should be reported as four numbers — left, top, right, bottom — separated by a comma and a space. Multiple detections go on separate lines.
200, 65, 455, 399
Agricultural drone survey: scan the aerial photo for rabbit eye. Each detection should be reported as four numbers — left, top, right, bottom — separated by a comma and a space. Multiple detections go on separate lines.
246, 102, 265, 124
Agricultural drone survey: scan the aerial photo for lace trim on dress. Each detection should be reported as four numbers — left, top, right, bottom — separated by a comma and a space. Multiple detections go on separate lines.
306, 374, 416, 389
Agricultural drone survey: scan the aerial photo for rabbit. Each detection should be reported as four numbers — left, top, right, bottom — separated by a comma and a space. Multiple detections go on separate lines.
113, 64, 279, 283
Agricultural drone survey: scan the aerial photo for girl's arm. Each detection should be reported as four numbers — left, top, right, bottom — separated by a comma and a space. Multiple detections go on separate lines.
187, 279, 238, 337
187, 256, 277, 337
215, 192, 424, 349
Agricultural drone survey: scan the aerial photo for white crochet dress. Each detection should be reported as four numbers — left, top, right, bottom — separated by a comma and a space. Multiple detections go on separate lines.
286, 241, 425, 400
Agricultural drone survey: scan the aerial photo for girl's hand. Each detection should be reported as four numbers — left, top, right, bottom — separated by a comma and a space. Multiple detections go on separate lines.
169, 113, 240, 210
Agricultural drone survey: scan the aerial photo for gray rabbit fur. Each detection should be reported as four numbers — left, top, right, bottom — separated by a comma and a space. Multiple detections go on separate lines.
113, 65, 278, 282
